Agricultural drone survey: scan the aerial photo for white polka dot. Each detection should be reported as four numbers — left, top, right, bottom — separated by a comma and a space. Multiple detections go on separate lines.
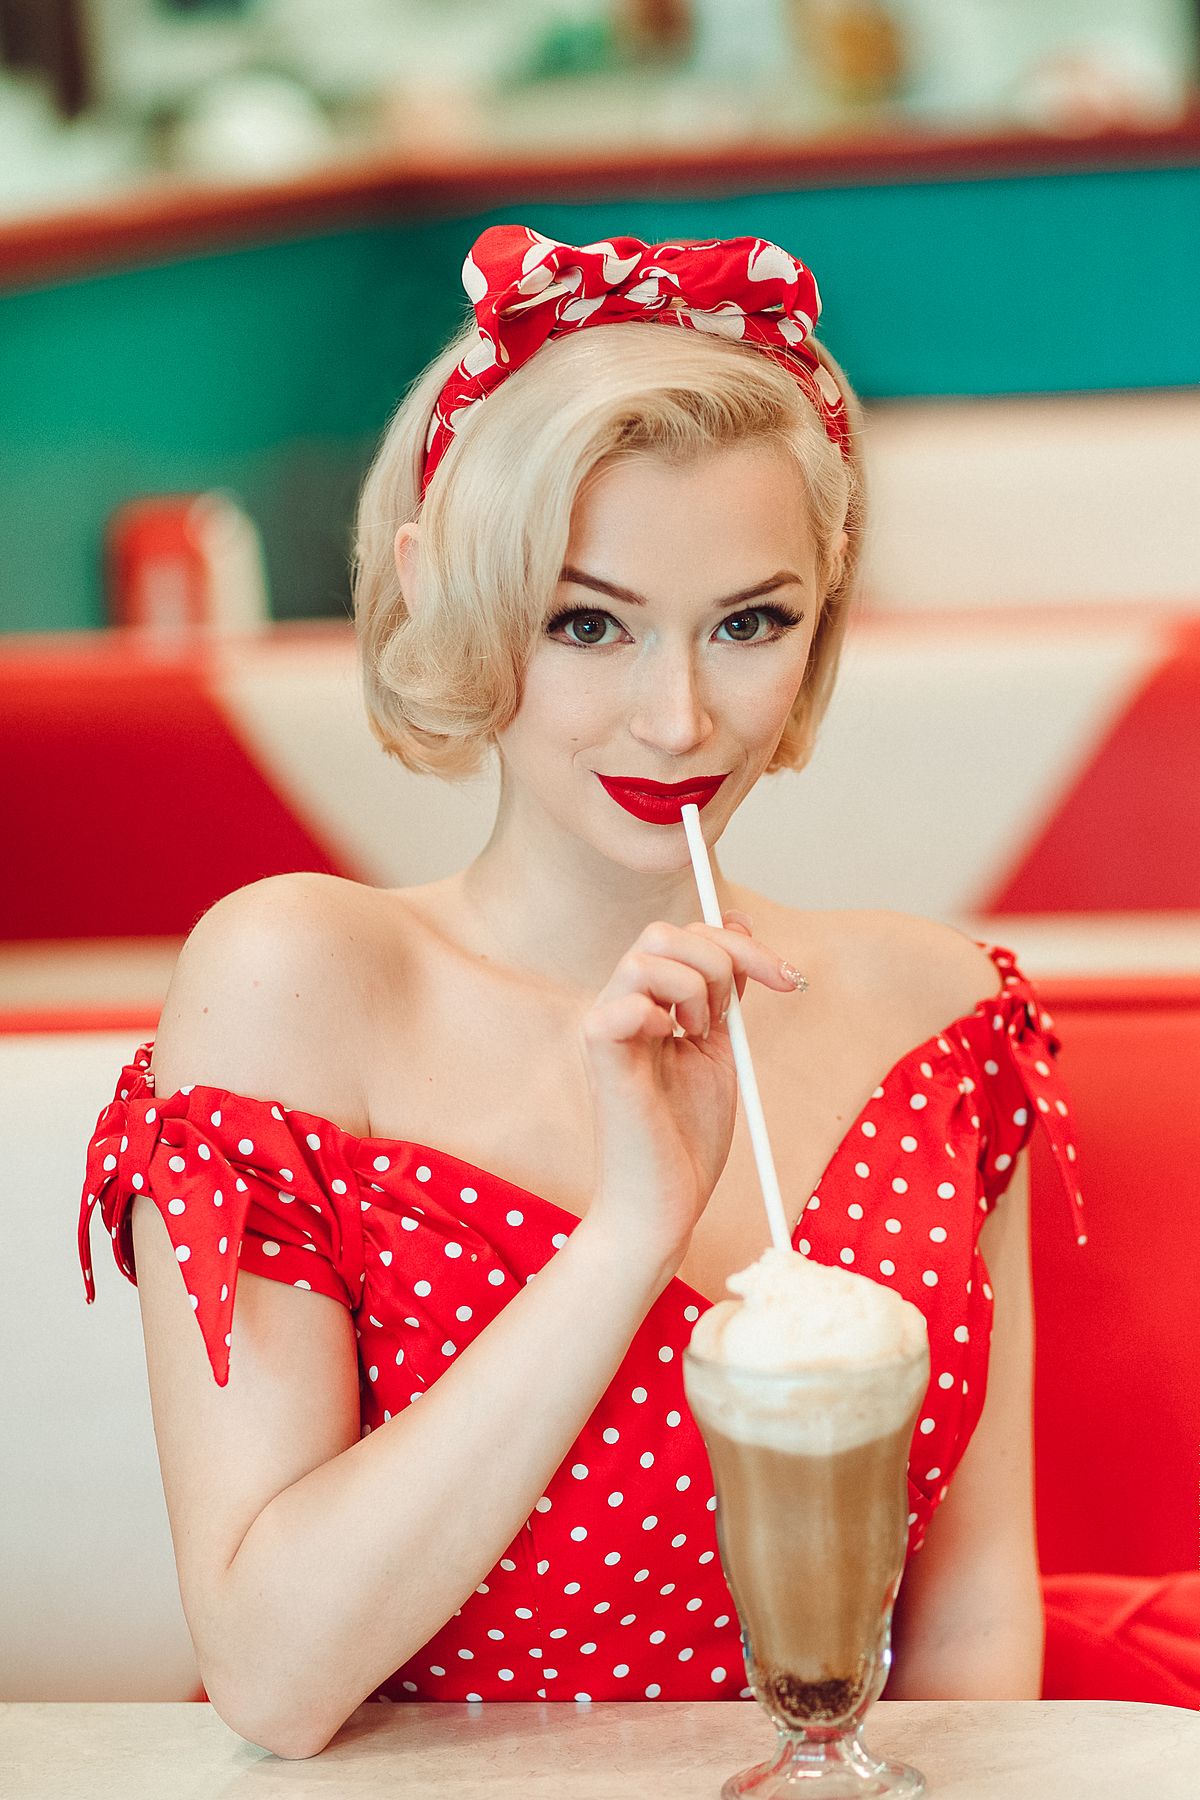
922, 1270, 938, 1287
498, 1669, 514, 1682
332, 1178, 347, 1195
839, 1248, 855, 1265
919, 1418, 935, 1434
506, 1209, 524, 1227
379, 1251, 393, 1266
440, 1340, 456, 1356
711, 1667, 727, 1683
892, 1177, 908, 1194
604, 1552, 621, 1566
954, 1325, 969, 1342
368, 1365, 379, 1381
574, 1693, 591, 1704
488, 1269, 506, 1285
168, 1155, 186, 1173
929, 1226, 947, 1243
799, 1240, 811, 1255
847, 1202, 864, 1220
603, 1427, 620, 1444
900, 1136, 918, 1152
938, 1372, 954, 1389
640, 1451, 655, 1468
579, 1643, 596, 1656
926, 1467, 941, 1481
642, 1515, 658, 1531
570, 1526, 588, 1542
551, 1231, 568, 1248
306, 1134, 321, 1151
373, 1155, 390, 1172
400, 1216, 418, 1231
937, 1181, 955, 1199
683, 1304, 700, 1321
1013, 1108, 1028, 1126
910, 1094, 927, 1110
994, 1153, 1012, 1171
500, 1558, 517, 1571
168, 1198, 186, 1215
102, 1155, 116, 1171
678, 1648, 694, 1662
645, 1684, 661, 1698
632, 1386, 648, 1404
514, 1607, 533, 1620
861, 1121, 877, 1137
666, 1411, 681, 1427
414, 1165, 431, 1182
855, 1161, 870, 1178
414, 1279, 432, 1296
218, 1236, 228, 1254
879, 1259, 896, 1276
535, 1497, 552, 1513
176, 1246, 190, 1263
571, 1463, 589, 1479
885, 1218, 902, 1234
658, 1346, 674, 1363
445, 1242, 463, 1258
608, 1491, 624, 1507
237, 1139, 254, 1155
456, 1305, 473, 1321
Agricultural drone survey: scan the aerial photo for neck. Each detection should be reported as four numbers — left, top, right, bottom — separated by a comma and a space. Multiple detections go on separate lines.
454, 775, 746, 999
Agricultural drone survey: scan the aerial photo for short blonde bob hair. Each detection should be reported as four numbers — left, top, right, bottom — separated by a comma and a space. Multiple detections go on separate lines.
352, 314, 867, 781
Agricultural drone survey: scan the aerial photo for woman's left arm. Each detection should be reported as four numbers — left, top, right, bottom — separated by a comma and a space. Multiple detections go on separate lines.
884, 1145, 1044, 1699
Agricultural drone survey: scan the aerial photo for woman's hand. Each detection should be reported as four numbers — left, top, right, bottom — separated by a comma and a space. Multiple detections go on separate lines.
577, 911, 803, 1275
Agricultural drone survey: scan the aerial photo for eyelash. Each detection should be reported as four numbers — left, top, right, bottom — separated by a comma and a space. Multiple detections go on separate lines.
543, 602, 806, 648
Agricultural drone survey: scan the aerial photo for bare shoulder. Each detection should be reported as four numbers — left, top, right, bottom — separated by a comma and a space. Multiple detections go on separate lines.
835, 909, 1003, 1024
150, 871, 374, 1130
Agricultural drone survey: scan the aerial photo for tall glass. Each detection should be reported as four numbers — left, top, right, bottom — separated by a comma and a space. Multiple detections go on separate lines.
683, 1341, 930, 1798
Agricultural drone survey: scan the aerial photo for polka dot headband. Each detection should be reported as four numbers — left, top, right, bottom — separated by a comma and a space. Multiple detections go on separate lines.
420, 224, 852, 497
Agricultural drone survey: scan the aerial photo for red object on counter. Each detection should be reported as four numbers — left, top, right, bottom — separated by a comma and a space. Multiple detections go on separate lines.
107, 493, 269, 637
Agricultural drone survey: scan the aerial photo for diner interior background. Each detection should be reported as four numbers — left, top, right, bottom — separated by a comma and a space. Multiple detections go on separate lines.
1, 0, 1198, 1712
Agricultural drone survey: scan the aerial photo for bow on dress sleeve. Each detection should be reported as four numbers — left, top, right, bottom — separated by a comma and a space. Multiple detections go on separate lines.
78, 1043, 366, 1386
967, 945, 1087, 1247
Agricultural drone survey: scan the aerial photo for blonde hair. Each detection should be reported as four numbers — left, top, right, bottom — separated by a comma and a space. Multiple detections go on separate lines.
351, 316, 867, 781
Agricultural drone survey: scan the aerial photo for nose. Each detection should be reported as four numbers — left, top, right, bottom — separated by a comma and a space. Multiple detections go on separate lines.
627, 645, 714, 755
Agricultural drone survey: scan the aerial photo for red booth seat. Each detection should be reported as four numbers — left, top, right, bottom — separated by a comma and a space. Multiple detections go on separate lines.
1030, 972, 1200, 1706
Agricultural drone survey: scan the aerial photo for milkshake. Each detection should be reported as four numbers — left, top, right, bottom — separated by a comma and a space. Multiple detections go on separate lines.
683, 1249, 930, 1798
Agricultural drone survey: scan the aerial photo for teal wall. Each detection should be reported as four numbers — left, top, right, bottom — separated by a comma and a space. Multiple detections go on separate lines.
2, 161, 1197, 634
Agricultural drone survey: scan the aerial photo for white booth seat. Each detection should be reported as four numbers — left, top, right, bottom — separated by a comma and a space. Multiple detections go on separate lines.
1, 1029, 203, 1702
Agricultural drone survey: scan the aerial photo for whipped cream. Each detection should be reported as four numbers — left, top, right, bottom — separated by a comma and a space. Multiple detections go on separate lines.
689, 1246, 927, 1371
684, 1248, 929, 1455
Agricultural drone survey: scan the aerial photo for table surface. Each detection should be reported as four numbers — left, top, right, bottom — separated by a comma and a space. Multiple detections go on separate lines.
2, 1700, 1198, 1798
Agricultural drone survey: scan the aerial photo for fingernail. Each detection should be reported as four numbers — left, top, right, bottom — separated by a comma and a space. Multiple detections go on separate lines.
780, 961, 809, 991
724, 909, 753, 933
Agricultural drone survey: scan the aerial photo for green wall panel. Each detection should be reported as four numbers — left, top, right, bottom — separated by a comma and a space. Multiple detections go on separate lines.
1, 162, 1196, 633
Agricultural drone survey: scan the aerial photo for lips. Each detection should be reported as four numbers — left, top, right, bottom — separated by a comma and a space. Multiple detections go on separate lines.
595, 772, 728, 824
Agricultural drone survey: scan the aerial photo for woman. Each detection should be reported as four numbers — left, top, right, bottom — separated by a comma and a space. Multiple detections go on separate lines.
79, 227, 1086, 1758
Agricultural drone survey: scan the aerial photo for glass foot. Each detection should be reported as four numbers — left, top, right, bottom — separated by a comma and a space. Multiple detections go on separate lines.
720, 1722, 924, 1799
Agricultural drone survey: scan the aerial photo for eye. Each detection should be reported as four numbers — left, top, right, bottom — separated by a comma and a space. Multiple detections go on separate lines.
543, 604, 804, 648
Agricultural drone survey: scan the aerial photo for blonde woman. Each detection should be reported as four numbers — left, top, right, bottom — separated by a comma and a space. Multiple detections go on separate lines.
80, 227, 1086, 1758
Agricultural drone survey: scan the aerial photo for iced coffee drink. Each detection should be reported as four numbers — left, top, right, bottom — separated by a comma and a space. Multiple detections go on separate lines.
683, 1249, 930, 1798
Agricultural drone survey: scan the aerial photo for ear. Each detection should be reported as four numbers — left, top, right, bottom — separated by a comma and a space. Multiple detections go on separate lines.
393, 522, 421, 608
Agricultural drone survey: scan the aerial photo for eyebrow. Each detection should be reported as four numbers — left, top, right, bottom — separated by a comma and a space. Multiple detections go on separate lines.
559, 564, 805, 610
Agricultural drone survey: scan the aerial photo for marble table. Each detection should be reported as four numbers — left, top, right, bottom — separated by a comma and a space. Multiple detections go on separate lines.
2, 1699, 1197, 1798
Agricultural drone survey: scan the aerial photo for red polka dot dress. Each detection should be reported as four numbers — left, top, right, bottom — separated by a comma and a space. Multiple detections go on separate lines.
78, 941, 1085, 1704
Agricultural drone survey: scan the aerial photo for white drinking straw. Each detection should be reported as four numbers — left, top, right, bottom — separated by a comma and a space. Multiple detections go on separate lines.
680, 802, 792, 1254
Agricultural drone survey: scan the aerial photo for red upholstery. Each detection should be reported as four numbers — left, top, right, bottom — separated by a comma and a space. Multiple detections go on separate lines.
1043, 1572, 1200, 1706
1029, 974, 1200, 1707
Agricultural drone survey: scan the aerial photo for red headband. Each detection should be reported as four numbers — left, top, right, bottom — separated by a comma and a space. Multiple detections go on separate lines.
420, 225, 852, 497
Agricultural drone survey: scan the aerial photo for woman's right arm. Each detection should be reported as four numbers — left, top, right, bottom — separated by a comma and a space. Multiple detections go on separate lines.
134, 875, 793, 1759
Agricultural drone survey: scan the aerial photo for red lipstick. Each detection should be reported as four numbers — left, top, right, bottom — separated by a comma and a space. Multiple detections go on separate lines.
595, 773, 728, 824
